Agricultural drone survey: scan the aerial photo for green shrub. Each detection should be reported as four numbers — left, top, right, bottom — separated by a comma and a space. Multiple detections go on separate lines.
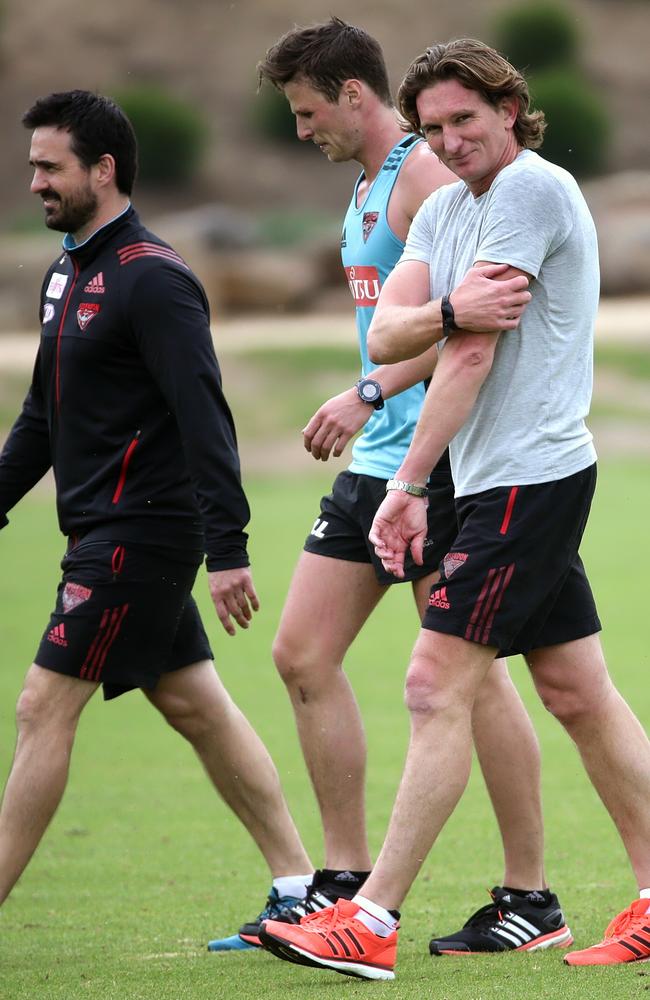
531, 69, 609, 176
251, 84, 297, 144
113, 85, 207, 186
492, 2, 580, 72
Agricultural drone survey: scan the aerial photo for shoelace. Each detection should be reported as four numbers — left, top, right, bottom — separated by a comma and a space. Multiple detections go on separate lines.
604, 903, 649, 940
464, 901, 503, 928
301, 902, 347, 931
292, 889, 335, 919
258, 891, 299, 921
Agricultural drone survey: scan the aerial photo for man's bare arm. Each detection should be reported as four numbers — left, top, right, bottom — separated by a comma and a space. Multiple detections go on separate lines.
368, 261, 531, 364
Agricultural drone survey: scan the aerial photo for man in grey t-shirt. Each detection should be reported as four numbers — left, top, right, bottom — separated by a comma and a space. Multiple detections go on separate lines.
259, 39, 650, 978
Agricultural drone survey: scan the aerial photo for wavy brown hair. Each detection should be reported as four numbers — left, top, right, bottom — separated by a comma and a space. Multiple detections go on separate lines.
398, 38, 546, 148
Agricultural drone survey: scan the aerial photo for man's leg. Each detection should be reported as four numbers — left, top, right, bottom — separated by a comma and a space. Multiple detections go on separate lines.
530, 634, 650, 889
272, 552, 387, 871
0, 664, 98, 904
144, 659, 312, 878
529, 634, 650, 966
362, 630, 495, 908
470, 664, 545, 886
259, 629, 496, 976
412, 577, 545, 890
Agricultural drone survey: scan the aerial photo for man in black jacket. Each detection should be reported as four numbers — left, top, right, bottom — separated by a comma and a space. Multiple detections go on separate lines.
0, 91, 313, 932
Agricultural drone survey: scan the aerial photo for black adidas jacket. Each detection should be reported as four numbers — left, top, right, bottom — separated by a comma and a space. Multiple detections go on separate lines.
0, 206, 250, 571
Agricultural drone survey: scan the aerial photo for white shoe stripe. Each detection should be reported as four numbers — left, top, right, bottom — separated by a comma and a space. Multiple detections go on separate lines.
494, 924, 531, 946
509, 912, 544, 935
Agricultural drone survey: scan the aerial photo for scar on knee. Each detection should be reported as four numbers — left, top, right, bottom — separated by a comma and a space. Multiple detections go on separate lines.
298, 686, 309, 704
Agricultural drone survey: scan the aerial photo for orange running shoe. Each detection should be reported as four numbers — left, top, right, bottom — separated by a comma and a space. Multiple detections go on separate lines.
564, 898, 650, 966
259, 898, 398, 980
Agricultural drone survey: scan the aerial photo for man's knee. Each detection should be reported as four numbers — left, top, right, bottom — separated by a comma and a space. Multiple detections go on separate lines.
16, 665, 89, 737
404, 654, 464, 718
531, 654, 612, 728
272, 628, 334, 694
152, 683, 219, 742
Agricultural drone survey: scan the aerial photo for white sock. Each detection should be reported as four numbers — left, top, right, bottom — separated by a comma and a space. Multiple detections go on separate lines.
639, 887, 650, 913
273, 874, 312, 900
352, 894, 399, 937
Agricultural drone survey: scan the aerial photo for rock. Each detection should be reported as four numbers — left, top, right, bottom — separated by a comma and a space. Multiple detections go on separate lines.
583, 171, 650, 295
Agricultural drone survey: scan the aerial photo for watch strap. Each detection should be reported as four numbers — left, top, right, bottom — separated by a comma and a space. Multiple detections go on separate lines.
441, 294, 458, 336
386, 478, 428, 497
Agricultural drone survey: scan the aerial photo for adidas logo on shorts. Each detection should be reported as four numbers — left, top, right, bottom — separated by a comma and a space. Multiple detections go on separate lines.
47, 623, 68, 647
429, 586, 451, 610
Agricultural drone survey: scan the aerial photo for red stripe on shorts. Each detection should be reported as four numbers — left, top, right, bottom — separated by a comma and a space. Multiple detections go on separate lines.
80, 604, 129, 681
480, 563, 515, 644
499, 486, 519, 535
111, 545, 125, 575
466, 564, 515, 645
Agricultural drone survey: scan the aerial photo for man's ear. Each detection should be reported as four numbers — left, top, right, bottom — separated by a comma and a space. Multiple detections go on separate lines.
500, 95, 518, 129
341, 79, 363, 107
93, 153, 117, 188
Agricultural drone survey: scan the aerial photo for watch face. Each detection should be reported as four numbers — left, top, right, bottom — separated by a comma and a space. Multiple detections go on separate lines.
358, 379, 381, 403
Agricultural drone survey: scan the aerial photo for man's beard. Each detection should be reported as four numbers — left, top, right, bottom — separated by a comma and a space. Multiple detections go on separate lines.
42, 184, 98, 235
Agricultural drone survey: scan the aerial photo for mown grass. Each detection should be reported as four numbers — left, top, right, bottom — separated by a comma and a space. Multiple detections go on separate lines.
0, 460, 649, 999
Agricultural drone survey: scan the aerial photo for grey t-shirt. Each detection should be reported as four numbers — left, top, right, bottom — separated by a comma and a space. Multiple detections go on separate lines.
401, 149, 598, 496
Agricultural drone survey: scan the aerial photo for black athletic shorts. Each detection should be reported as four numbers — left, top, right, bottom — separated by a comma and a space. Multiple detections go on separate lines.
422, 463, 601, 656
35, 536, 213, 700
303, 468, 458, 585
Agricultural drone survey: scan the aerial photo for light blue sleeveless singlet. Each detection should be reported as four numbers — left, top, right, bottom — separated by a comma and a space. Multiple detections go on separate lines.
341, 135, 428, 479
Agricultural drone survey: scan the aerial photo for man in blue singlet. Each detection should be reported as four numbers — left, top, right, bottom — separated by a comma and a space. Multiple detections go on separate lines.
210, 18, 568, 955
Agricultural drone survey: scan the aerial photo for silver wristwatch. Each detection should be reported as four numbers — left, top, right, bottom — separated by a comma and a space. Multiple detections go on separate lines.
386, 479, 428, 497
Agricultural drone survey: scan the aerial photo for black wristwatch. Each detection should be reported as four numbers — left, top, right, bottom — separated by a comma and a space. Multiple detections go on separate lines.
441, 294, 458, 337
356, 377, 384, 410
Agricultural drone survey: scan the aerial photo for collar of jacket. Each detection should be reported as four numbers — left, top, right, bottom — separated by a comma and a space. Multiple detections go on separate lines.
63, 204, 138, 266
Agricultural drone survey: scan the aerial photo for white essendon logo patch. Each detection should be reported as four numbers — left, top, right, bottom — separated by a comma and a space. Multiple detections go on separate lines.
443, 552, 469, 578
43, 303, 55, 324
46, 272, 68, 299
344, 265, 381, 307
62, 581, 93, 612
77, 302, 100, 331
362, 211, 379, 242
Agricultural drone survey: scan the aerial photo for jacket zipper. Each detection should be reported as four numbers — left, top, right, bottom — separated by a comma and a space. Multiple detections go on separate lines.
55, 259, 80, 411
112, 431, 141, 504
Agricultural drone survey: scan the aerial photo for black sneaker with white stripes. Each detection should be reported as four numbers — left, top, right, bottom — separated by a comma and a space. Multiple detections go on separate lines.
279, 868, 370, 924
429, 886, 573, 955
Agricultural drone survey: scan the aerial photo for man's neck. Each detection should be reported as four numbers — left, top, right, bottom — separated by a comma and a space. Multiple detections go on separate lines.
71, 195, 130, 246
357, 107, 408, 183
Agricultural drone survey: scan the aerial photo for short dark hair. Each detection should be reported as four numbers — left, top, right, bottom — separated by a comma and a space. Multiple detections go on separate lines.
22, 90, 138, 195
398, 38, 546, 149
258, 16, 392, 106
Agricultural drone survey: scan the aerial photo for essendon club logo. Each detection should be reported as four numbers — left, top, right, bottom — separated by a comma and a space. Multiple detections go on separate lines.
443, 552, 469, 578
344, 265, 381, 307
62, 581, 93, 613
77, 302, 100, 331
362, 211, 379, 242
429, 586, 451, 610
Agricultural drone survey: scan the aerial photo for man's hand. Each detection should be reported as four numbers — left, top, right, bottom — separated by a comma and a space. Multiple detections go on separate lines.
207, 567, 259, 636
451, 263, 531, 332
303, 388, 373, 461
369, 490, 428, 579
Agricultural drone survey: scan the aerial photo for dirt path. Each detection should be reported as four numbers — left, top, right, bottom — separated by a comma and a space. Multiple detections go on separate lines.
0, 296, 648, 368
1, 300, 647, 470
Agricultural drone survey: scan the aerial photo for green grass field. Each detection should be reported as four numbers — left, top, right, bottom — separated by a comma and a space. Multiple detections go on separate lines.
0, 460, 649, 1000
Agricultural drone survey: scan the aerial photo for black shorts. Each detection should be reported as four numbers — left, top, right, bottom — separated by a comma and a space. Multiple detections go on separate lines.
35, 537, 213, 700
304, 469, 458, 585
422, 464, 601, 655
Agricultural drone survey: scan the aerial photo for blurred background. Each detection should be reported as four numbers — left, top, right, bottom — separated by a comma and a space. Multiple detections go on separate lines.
1, 0, 648, 468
